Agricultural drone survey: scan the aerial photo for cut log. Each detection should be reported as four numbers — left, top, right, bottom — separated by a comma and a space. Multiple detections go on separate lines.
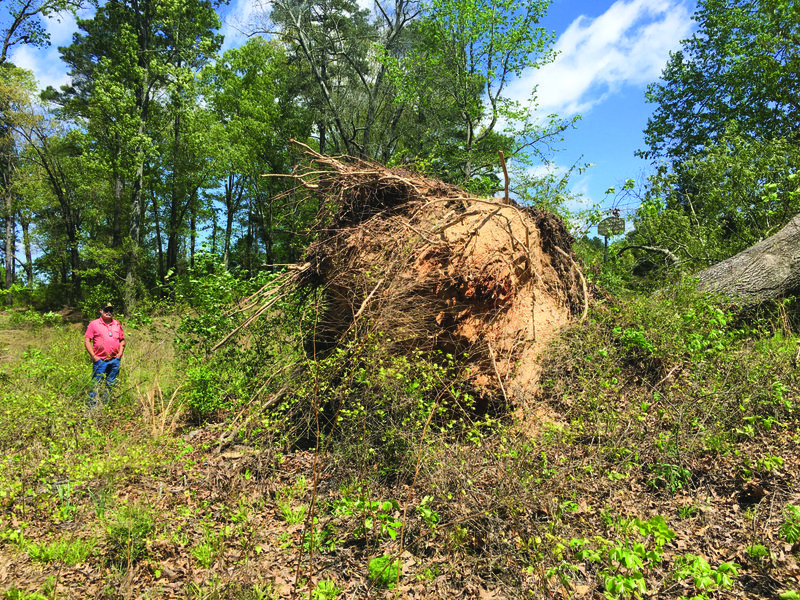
696, 213, 800, 305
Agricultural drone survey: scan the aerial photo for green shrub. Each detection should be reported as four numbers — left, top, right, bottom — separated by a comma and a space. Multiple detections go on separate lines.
185, 362, 226, 420
780, 505, 800, 544
105, 503, 154, 565
9, 308, 45, 329
368, 554, 400, 589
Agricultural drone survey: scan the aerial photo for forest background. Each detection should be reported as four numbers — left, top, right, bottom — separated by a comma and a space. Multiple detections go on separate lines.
0, 0, 798, 309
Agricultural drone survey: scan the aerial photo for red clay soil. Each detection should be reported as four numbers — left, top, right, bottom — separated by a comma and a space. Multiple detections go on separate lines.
284, 144, 587, 407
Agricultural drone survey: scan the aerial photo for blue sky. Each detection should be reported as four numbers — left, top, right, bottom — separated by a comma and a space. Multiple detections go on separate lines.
8, 0, 697, 226
523, 0, 696, 221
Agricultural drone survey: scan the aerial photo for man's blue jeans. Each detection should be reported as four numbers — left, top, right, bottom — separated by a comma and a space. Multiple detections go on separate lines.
89, 357, 120, 406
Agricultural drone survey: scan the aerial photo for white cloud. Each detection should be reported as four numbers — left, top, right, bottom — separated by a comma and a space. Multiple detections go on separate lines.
220, 0, 267, 53
511, 0, 694, 117
11, 45, 70, 91
7, 8, 84, 91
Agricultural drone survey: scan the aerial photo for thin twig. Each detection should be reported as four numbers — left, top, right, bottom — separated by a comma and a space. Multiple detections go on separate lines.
488, 343, 509, 405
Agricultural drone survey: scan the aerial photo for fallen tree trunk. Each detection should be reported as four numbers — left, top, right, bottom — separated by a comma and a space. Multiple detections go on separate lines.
696, 213, 800, 305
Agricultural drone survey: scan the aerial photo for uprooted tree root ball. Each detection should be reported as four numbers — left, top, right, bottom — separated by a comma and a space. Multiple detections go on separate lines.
251, 142, 588, 411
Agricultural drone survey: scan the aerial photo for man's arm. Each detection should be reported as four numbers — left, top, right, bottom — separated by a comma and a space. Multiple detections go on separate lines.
117, 339, 126, 359
84, 336, 97, 361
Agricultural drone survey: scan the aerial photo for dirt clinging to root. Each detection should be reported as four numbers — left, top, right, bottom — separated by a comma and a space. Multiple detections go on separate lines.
285, 143, 587, 408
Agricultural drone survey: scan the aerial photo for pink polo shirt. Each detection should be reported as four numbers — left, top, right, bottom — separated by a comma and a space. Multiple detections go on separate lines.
85, 317, 125, 359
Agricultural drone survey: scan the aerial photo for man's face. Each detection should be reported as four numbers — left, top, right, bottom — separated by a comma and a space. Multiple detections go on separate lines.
101, 308, 113, 321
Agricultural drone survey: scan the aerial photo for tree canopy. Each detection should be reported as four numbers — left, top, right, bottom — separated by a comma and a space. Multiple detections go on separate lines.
618, 0, 800, 285
0, 0, 579, 310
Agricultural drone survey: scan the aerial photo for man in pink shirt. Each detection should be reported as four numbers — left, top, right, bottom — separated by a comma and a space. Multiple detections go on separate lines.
84, 302, 126, 405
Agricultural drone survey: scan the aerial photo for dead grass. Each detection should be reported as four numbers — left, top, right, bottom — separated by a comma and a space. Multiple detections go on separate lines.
137, 378, 186, 438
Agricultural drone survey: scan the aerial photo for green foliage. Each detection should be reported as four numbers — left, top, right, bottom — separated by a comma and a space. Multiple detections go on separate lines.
192, 527, 227, 568
105, 503, 154, 565
641, 0, 799, 161
279, 502, 307, 525
417, 495, 440, 529
312, 580, 342, 600
780, 505, 800, 544
615, 327, 655, 354
302, 521, 341, 553
571, 515, 676, 599
368, 554, 400, 589
385, 0, 571, 191
673, 554, 739, 593
333, 497, 403, 541
185, 362, 226, 421
632, 130, 800, 280
645, 462, 692, 494
8, 308, 60, 329
541, 282, 798, 474
2, 528, 96, 565
3, 588, 49, 600
281, 335, 493, 483
745, 544, 770, 560
175, 255, 304, 423
635, 0, 800, 281
26, 536, 96, 565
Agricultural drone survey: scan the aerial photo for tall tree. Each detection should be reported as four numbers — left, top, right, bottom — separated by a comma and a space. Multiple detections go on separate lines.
200, 37, 312, 271
1, 0, 83, 65
386, 0, 574, 193
640, 0, 800, 162
631, 0, 800, 279
263, 0, 419, 160
50, 0, 223, 308
2, 0, 81, 299
0, 65, 38, 300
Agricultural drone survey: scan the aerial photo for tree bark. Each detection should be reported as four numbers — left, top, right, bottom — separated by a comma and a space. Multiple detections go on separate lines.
696, 213, 800, 305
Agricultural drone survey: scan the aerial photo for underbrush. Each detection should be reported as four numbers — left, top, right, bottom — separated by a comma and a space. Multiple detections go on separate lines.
1, 281, 799, 599
541, 282, 798, 468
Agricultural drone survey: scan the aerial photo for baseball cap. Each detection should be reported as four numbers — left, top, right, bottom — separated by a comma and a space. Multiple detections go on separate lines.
101, 302, 114, 312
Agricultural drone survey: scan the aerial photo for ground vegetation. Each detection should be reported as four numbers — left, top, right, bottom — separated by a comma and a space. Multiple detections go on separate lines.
0, 150, 798, 598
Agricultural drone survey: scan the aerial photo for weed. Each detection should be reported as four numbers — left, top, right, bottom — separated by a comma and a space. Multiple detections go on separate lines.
571, 515, 676, 599
673, 554, 739, 593
780, 505, 800, 544
417, 495, 440, 529
279, 502, 307, 525
4, 588, 49, 600
54, 481, 77, 521
368, 554, 400, 589
416, 564, 440, 581
89, 487, 112, 520
192, 528, 226, 568
333, 497, 403, 541
246, 580, 278, 600
277, 476, 307, 503
758, 454, 784, 473
27, 536, 96, 565
677, 505, 697, 520
646, 462, 692, 494
105, 502, 154, 565
302, 521, 341, 553
745, 544, 770, 560
312, 579, 342, 600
